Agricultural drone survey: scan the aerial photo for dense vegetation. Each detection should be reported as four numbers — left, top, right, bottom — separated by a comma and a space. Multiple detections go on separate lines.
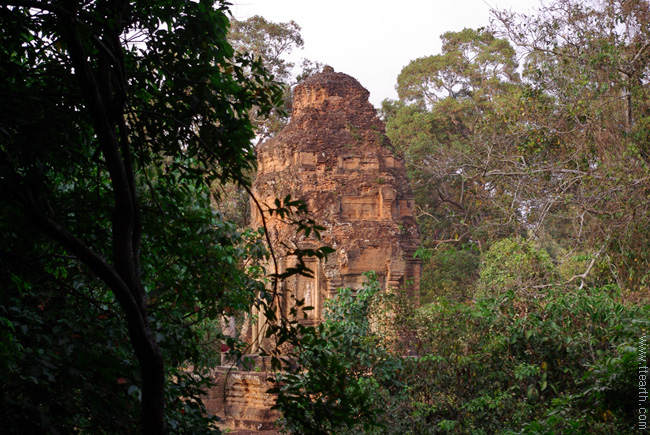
383, 0, 650, 302
274, 0, 650, 433
0, 1, 281, 433
1, 0, 648, 434
275, 273, 647, 434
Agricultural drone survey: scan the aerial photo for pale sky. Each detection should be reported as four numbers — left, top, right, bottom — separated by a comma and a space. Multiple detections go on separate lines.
231, 0, 541, 107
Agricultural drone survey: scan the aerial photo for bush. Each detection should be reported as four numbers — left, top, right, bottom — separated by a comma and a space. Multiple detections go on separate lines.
379, 285, 649, 434
270, 265, 648, 434
272, 272, 402, 435
419, 244, 480, 303
478, 237, 557, 296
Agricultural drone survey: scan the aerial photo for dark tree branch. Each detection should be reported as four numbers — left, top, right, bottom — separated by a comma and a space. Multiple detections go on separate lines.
54, 3, 167, 433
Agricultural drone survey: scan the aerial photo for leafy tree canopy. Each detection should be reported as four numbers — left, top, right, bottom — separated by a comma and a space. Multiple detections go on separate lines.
228, 14, 323, 141
396, 27, 519, 108
0, 1, 283, 433
384, 0, 650, 300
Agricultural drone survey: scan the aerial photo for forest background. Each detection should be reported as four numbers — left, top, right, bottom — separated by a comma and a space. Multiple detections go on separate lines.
1, 0, 649, 434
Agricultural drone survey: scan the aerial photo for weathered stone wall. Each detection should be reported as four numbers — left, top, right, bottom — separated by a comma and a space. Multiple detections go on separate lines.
204, 368, 279, 432
208, 68, 421, 434
251, 67, 420, 332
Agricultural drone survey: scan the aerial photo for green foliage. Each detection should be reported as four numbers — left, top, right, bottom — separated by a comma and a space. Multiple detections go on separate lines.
376, 286, 649, 434
418, 244, 480, 303
396, 28, 519, 108
271, 272, 402, 434
387, 0, 650, 302
0, 172, 267, 433
490, 0, 650, 290
385, 28, 524, 304
0, 1, 282, 433
269, 268, 648, 434
230, 15, 304, 85
478, 237, 557, 296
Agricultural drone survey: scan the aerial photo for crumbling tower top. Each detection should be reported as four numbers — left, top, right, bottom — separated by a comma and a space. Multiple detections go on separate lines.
251, 67, 420, 333
293, 66, 369, 114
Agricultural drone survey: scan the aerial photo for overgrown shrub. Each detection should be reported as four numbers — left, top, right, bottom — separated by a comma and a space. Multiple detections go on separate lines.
274, 265, 647, 435
419, 244, 481, 303
272, 272, 402, 435
478, 237, 557, 296
379, 285, 649, 434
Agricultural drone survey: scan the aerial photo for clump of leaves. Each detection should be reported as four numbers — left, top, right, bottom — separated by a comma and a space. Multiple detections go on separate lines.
478, 237, 557, 296
271, 272, 403, 435
379, 284, 649, 434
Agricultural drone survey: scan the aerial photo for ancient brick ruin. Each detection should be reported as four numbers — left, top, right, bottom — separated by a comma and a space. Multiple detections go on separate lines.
208, 68, 421, 433
251, 66, 420, 340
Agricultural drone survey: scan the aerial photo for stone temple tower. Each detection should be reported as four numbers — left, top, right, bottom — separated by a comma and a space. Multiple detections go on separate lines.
251, 67, 420, 336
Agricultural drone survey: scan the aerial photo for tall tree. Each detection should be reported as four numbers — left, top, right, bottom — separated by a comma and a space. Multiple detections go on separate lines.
386, 1, 650, 300
384, 28, 522, 300
396, 27, 519, 108
491, 0, 650, 289
229, 14, 322, 140
0, 1, 282, 433
230, 15, 304, 85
